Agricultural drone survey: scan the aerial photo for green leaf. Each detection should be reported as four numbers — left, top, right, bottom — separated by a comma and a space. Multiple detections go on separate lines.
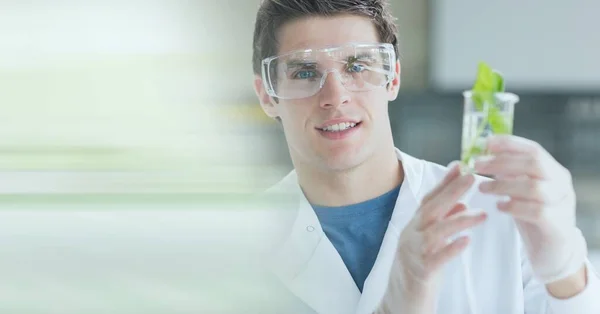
488, 106, 512, 134
493, 70, 505, 92
471, 62, 510, 134
473, 62, 495, 92
462, 143, 485, 164
472, 62, 497, 111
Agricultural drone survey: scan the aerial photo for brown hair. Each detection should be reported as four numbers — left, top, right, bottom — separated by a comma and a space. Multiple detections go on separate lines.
252, 0, 400, 75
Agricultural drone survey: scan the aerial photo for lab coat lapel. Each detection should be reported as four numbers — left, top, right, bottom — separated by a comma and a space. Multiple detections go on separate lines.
269, 174, 361, 314
357, 149, 425, 313
268, 150, 427, 314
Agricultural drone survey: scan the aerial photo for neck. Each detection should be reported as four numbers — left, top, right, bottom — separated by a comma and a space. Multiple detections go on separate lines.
294, 145, 404, 207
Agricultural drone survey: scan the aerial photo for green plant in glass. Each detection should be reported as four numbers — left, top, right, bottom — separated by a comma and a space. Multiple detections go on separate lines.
460, 62, 519, 173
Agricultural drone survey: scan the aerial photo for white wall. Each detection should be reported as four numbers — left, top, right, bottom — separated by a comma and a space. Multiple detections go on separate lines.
431, 0, 600, 91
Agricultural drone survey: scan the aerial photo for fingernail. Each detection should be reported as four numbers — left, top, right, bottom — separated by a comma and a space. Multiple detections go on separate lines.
497, 201, 510, 210
474, 155, 494, 162
474, 155, 494, 168
465, 173, 476, 182
467, 211, 487, 221
465, 208, 486, 217
498, 195, 510, 202
447, 160, 460, 169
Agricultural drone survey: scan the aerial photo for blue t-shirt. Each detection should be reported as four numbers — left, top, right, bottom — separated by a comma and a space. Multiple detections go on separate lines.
311, 185, 400, 292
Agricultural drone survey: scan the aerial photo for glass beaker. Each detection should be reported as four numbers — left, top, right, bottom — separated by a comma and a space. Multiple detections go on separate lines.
460, 90, 519, 174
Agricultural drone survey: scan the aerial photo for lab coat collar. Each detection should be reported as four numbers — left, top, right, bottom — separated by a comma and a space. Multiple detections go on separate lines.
268, 148, 425, 314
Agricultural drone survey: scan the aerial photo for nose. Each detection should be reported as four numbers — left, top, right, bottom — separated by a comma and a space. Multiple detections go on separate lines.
318, 70, 351, 109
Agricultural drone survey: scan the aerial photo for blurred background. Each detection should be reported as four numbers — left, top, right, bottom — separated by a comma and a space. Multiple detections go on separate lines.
0, 0, 598, 313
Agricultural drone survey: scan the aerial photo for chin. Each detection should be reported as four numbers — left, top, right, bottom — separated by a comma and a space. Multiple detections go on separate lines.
316, 146, 369, 172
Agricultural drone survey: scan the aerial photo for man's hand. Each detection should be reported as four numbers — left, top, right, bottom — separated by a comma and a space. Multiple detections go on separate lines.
475, 135, 588, 295
376, 163, 487, 314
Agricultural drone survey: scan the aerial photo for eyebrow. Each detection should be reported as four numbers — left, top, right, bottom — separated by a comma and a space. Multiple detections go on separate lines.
285, 59, 318, 69
349, 53, 377, 62
283, 53, 379, 69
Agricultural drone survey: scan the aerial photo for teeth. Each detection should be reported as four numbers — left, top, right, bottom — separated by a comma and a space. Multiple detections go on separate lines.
321, 122, 357, 132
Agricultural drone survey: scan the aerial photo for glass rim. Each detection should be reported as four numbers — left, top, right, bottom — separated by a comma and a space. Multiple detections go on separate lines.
462, 90, 520, 103
261, 42, 395, 64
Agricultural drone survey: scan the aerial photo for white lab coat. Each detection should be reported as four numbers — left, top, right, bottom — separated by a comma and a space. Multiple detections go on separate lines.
261, 148, 600, 314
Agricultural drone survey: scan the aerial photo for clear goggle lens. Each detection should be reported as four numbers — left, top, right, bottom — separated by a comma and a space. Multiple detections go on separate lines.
261, 43, 396, 100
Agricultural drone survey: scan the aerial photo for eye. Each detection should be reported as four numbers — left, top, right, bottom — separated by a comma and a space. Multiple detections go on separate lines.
293, 70, 317, 79
348, 63, 366, 73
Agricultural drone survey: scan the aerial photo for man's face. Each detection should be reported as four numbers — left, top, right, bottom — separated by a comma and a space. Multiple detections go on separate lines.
255, 15, 401, 172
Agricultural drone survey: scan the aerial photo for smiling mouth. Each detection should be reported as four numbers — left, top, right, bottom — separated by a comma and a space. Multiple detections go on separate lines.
317, 122, 361, 132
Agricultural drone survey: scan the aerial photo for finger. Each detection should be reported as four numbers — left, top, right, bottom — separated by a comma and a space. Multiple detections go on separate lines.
444, 202, 467, 218
482, 178, 564, 204
474, 153, 544, 179
424, 210, 487, 255
424, 236, 470, 275
487, 135, 541, 155
421, 161, 461, 205
420, 174, 475, 227
479, 177, 544, 202
497, 199, 545, 223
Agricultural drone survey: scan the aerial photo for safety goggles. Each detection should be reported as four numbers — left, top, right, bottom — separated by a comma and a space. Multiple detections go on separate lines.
261, 42, 396, 100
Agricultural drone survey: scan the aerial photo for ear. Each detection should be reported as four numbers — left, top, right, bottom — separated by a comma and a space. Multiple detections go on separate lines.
254, 75, 279, 119
387, 60, 401, 101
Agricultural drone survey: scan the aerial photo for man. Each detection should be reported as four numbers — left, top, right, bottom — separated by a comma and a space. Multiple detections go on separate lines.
251, 0, 600, 313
